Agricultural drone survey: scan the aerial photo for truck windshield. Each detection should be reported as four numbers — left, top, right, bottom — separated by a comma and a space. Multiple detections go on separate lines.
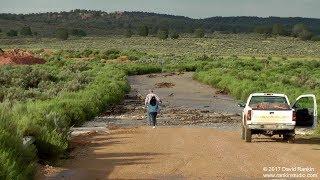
249, 96, 290, 110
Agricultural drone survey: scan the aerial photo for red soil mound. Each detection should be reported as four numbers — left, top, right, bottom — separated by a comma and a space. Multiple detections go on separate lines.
0, 49, 45, 65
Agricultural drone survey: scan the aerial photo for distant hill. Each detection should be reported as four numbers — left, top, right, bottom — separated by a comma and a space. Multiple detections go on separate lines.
0, 10, 320, 37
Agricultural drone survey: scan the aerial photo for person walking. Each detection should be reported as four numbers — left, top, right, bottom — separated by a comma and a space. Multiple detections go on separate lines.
145, 89, 161, 128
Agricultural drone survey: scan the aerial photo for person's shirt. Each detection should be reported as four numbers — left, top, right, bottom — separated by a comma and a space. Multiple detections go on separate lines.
144, 93, 161, 106
147, 102, 159, 113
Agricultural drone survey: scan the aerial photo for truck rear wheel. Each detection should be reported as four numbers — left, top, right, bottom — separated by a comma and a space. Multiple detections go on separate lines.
283, 131, 295, 143
245, 128, 252, 142
241, 125, 245, 140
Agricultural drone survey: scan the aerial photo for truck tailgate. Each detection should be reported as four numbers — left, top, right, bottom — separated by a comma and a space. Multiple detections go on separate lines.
251, 110, 293, 124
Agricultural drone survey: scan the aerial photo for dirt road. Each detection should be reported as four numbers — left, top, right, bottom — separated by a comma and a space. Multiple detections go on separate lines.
41, 73, 320, 179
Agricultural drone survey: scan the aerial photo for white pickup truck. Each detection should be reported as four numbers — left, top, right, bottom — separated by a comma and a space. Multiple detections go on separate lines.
240, 93, 317, 143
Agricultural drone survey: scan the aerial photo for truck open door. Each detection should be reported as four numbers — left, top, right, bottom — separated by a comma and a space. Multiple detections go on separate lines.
291, 94, 317, 129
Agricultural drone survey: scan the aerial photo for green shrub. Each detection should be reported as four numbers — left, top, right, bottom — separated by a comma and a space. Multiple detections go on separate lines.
292, 23, 308, 37
71, 29, 87, 37
272, 24, 284, 36
7, 29, 18, 37
125, 29, 133, 38
0, 106, 37, 179
101, 49, 121, 59
254, 26, 272, 35
138, 25, 149, 37
311, 35, 320, 41
56, 28, 69, 40
157, 30, 168, 40
20, 26, 33, 36
194, 28, 205, 38
0, 61, 163, 180
299, 29, 313, 41
170, 31, 179, 39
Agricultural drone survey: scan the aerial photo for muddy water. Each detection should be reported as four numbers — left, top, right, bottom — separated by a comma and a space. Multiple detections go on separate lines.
75, 72, 242, 134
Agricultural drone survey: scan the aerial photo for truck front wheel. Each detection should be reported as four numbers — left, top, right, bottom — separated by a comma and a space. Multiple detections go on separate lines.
245, 128, 252, 142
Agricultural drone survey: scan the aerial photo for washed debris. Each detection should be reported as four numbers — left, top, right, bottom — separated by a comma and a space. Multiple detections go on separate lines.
251, 103, 290, 110
147, 74, 157, 78
88, 90, 241, 128
168, 93, 174, 97
71, 127, 107, 136
155, 82, 175, 88
163, 72, 176, 77
39, 165, 65, 177
107, 124, 121, 130
0, 49, 45, 65
215, 89, 228, 95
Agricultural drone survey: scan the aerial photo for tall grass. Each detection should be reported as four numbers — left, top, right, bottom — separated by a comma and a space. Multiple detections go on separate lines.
0, 58, 161, 179
0, 105, 37, 180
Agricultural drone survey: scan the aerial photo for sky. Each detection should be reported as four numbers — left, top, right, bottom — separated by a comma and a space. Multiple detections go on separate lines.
1, 0, 320, 19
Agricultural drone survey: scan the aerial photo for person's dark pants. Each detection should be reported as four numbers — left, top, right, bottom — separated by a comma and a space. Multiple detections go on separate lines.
148, 112, 158, 126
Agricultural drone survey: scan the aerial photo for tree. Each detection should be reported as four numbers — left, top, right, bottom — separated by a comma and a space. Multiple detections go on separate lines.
157, 29, 168, 40
56, 28, 69, 40
254, 26, 272, 34
71, 29, 87, 37
292, 24, 313, 40
299, 29, 313, 40
6, 29, 18, 37
272, 24, 284, 35
125, 28, 133, 38
194, 28, 204, 38
292, 23, 308, 37
170, 31, 179, 39
150, 26, 159, 35
311, 35, 320, 41
20, 26, 33, 36
138, 25, 149, 37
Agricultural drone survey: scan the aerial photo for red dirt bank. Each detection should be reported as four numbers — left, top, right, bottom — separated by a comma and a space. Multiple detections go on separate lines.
0, 49, 45, 65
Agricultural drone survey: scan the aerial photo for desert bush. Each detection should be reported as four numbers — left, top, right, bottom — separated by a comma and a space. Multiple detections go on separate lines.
170, 31, 179, 39
20, 26, 33, 36
0, 58, 98, 103
125, 29, 133, 38
311, 35, 320, 41
138, 25, 149, 37
71, 29, 87, 37
299, 29, 313, 41
194, 28, 205, 38
254, 26, 272, 35
0, 60, 164, 179
0, 105, 37, 180
101, 49, 120, 59
194, 58, 320, 117
157, 30, 169, 40
121, 49, 146, 61
272, 24, 284, 36
292, 23, 308, 37
7, 29, 18, 37
56, 28, 69, 40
